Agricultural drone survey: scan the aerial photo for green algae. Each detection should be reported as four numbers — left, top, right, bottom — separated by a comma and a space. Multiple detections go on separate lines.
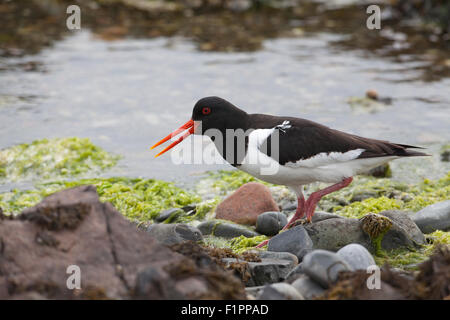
374, 230, 450, 269
360, 213, 393, 255
323, 172, 450, 219
0, 137, 120, 182
230, 235, 269, 254
0, 177, 201, 222
201, 234, 268, 255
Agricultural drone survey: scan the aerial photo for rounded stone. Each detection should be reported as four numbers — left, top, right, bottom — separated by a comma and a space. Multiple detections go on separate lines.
302, 249, 353, 288
267, 225, 313, 261
256, 211, 288, 236
215, 182, 279, 225
336, 243, 376, 270
291, 275, 326, 299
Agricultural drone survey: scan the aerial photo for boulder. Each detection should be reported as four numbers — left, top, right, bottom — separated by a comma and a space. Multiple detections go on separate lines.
0, 186, 245, 299
215, 182, 279, 225
409, 201, 450, 234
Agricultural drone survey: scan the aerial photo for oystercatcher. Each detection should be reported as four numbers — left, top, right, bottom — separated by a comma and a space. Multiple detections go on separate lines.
151, 96, 427, 233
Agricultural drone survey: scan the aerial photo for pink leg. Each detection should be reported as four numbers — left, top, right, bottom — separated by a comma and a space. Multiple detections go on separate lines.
304, 177, 353, 222
283, 194, 305, 230
255, 193, 305, 248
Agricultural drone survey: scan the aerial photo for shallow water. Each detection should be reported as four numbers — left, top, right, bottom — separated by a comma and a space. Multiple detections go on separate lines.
1, 28, 449, 189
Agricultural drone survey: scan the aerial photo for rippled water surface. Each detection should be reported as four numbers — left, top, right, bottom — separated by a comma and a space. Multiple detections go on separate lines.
1, 29, 449, 187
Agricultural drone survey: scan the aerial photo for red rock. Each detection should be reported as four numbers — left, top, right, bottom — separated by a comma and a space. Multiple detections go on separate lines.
215, 182, 279, 225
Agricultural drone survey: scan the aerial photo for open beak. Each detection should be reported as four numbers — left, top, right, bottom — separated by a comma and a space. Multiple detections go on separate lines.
150, 119, 196, 157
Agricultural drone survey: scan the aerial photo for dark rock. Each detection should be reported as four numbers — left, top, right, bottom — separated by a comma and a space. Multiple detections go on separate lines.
311, 211, 343, 223
223, 257, 296, 287
146, 223, 203, 245
215, 182, 279, 225
409, 201, 450, 234
197, 220, 258, 238
256, 211, 287, 236
291, 274, 326, 299
380, 210, 426, 249
267, 225, 313, 260
0, 186, 243, 299
302, 249, 353, 288
154, 208, 184, 223
257, 283, 304, 300
336, 244, 376, 270
366, 163, 391, 178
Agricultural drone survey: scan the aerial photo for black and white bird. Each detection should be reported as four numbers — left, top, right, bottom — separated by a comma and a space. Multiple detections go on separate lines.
151, 96, 427, 238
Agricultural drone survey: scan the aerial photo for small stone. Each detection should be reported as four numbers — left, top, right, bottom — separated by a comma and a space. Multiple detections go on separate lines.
223, 257, 296, 287
154, 208, 184, 223
256, 211, 287, 236
336, 243, 376, 270
197, 220, 258, 238
258, 251, 298, 265
291, 275, 326, 299
146, 223, 203, 245
267, 225, 313, 261
409, 200, 450, 234
285, 262, 304, 282
366, 163, 392, 178
258, 283, 304, 300
366, 89, 379, 100
215, 182, 279, 225
302, 249, 353, 288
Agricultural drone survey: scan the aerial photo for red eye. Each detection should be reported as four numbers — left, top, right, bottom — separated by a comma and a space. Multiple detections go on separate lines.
202, 107, 211, 115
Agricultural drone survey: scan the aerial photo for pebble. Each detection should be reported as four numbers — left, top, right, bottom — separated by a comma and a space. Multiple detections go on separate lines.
146, 223, 203, 245
267, 225, 313, 261
257, 283, 304, 300
409, 200, 450, 234
255, 211, 287, 236
197, 220, 258, 238
154, 208, 184, 223
223, 257, 296, 287
291, 275, 326, 299
302, 249, 353, 288
336, 243, 376, 270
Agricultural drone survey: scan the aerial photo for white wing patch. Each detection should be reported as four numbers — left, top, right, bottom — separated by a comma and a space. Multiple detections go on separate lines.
285, 148, 365, 168
275, 120, 292, 132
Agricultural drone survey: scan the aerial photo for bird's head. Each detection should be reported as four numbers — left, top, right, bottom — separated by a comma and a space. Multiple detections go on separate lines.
151, 96, 248, 157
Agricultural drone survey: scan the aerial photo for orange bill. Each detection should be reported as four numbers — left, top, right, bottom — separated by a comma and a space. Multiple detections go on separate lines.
151, 119, 195, 157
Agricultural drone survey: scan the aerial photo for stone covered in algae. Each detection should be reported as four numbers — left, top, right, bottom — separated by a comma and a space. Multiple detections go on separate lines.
0, 137, 120, 182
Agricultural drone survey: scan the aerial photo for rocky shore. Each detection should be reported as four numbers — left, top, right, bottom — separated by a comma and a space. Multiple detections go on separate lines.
1, 182, 449, 299
1, 137, 449, 299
